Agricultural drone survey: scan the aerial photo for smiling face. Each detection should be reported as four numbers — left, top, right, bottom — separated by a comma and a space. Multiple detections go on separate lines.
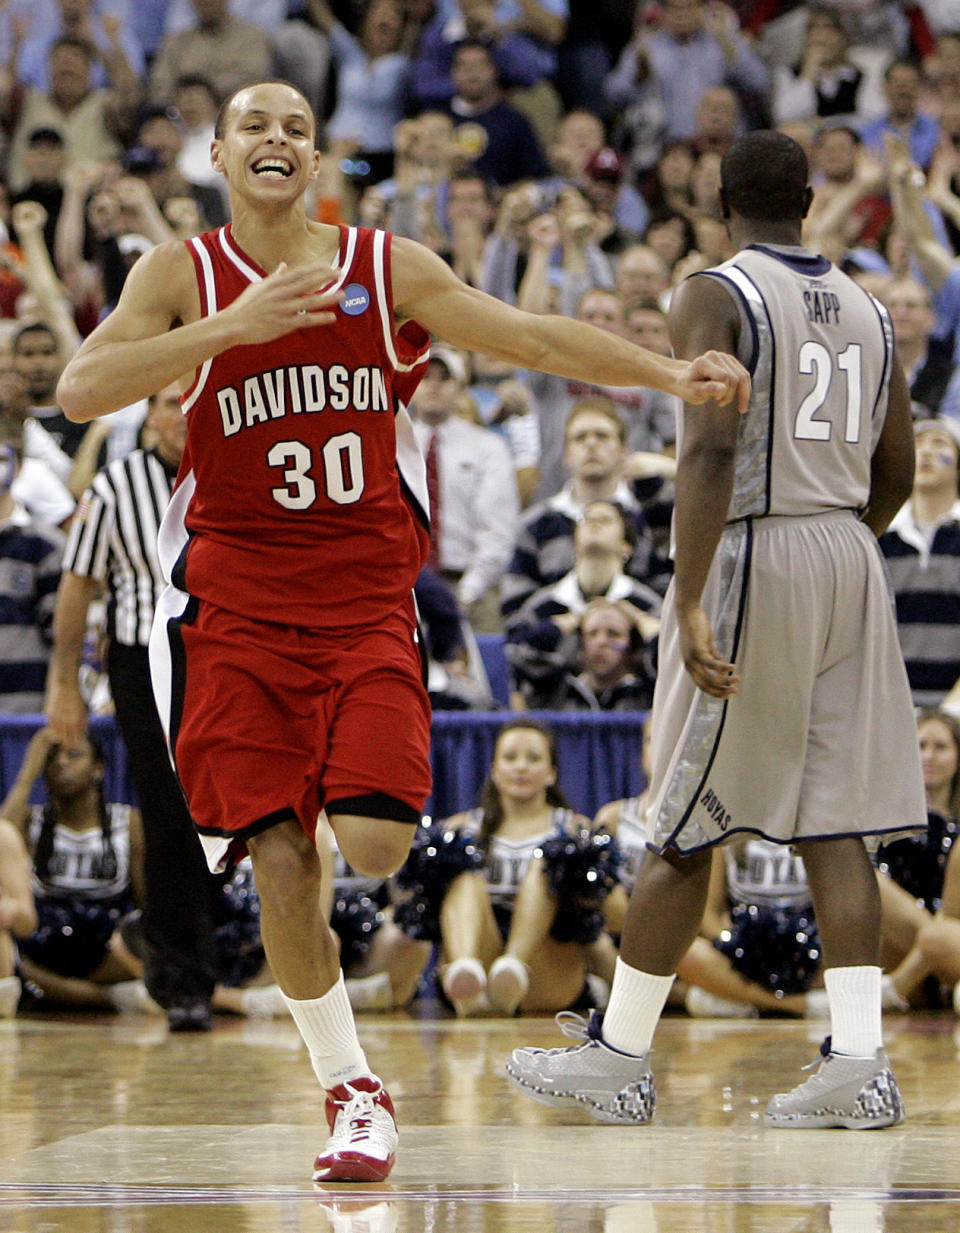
211, 83, 320, 205
490, 726, 557, 807
919, 717, 959, 802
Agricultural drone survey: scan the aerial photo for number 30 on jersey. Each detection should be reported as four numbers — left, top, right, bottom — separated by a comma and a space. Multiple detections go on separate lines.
267, 433, 365, 509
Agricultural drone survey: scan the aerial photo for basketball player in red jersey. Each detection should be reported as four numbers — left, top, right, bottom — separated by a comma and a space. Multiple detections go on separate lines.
54, 81, 749, 1183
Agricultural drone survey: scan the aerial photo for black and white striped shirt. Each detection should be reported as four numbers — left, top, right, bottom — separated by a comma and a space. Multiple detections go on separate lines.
63, 448, 177, 647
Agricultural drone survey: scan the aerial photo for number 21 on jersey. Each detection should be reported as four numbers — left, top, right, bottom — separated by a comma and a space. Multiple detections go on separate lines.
794, 341, 863, 444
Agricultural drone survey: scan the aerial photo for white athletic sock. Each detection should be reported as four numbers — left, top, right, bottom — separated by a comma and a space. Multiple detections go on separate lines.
282, 972, 371, 1089
824, 965, 882, 1057
601, 957, 675, 1057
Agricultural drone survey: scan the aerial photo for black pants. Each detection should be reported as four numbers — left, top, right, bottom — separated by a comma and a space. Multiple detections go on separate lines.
107, 641, 217, 1006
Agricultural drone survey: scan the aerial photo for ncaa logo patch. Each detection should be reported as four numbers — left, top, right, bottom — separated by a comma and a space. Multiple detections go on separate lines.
341, 283, 370, 316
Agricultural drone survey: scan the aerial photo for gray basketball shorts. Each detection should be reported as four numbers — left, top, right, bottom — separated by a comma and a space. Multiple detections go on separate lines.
645, 510, 926, 855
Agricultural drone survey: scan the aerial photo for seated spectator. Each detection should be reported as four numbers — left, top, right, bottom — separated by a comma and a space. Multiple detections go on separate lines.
604, 0, 768, 148
579, 146, 648, 251
14, 1, 146, 95
643, 210, 697, 275
128, 106, 226, 230
546, 108, 605, 183
881, 277, 956, 417
0, 371, 74, 529
0, 429, 64, 710
614, 243, 670, 311
803, 124, 890, 257
536, 596, 656, 711
409, 346, 520, 630
639, 140, 696, 224
500, 397, 674, 623
443, 39, 550, 187
690, 85, 741, 158
149, 0, 272, 109
416, 565, 496, 710
624, 303, 674, 356
514, 274, 678, 499
306, 0, 413, 189
871, 708, 960, 1010
412, 0, 566, 110
879, 418, 960, 709
771, 4, 884, 129
505, 498, 661, 709
860, 59, 941, 172
394, 719, 616, 1016
0, 817, 37, 1017
0, 726, 153, 1015
10, 127, 66, 256
2, 35, 140, 194
170, 75, 225, 211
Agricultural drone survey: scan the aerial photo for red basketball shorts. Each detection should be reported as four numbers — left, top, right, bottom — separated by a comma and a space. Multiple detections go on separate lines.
153, 594, 432, 872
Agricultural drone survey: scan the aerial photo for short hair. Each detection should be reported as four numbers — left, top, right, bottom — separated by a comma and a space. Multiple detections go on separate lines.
214, 80, 318, 146
12, 322, 57, 353
720, 131, 809, 223
884, 58, 921, 83
447, 164, 497, 202
814, 123, 860, 146
50, 36, 95, 62
581, 499, 638, 552
564, 397, 626, 444
174, 73, 217, 98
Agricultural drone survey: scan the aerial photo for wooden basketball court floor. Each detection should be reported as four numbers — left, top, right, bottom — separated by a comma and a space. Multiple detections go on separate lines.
1, 1008, 958, 1232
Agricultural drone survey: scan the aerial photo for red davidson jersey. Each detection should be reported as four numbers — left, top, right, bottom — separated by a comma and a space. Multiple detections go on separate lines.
157, 224, 431, 628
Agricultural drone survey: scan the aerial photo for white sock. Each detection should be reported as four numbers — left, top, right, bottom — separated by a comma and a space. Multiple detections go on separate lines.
824, 965, 882, 1057
601, 957, 675, 1056
282, 972, 371, 1089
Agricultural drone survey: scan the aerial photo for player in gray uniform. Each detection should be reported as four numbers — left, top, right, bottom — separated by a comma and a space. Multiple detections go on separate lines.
506, 130, 926, 1130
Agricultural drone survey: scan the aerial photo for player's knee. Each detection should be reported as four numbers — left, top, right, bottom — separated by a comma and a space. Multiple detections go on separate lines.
248, 819, 319, 889
333, 816, 415, 880
916, 919, 954, 966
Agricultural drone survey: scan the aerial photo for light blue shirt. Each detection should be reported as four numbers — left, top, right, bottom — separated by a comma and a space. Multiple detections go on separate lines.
433, 0, 568, 78
5, 0, 145, 91
327, 24, 411, 154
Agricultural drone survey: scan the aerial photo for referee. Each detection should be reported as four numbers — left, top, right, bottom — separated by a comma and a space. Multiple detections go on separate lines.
46, 384, 217, 1030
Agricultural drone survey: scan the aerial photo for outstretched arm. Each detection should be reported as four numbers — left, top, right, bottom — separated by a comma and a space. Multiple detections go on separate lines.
667, 274, 742, 699
56, 244, 344, 421
391, 237, 751, 412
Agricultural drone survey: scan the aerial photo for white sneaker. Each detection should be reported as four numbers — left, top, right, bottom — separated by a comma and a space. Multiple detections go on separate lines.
240, 984, 291, 1019
106, 980, 163, 1016
313, 1078, 398, 1183
685, 987, 759, 1019
804, 988, 831, 1019
488, 955, 529, 1015
345, 972, 394, 1012
881, 975, 909, 1012
0, 975, 21, 1018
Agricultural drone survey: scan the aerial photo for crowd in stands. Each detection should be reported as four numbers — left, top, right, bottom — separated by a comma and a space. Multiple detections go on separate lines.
1, 0, 960, 1025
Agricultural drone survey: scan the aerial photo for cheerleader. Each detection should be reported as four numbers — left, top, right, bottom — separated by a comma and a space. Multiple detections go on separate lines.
1, 728, 152, 1014
396, 720, 619, 1017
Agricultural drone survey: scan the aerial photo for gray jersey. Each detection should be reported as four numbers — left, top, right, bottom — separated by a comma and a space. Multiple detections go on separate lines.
701, 245, 894, 521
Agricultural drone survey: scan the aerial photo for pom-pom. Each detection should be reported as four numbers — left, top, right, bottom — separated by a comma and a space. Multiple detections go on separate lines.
331, 888, 385, 971
393, 823, 484, 942
539, 828, 621, 945
714, 903, 821, 994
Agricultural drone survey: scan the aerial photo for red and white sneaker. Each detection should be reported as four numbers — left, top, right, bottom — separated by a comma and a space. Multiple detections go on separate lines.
313, 1077, 398, 1183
